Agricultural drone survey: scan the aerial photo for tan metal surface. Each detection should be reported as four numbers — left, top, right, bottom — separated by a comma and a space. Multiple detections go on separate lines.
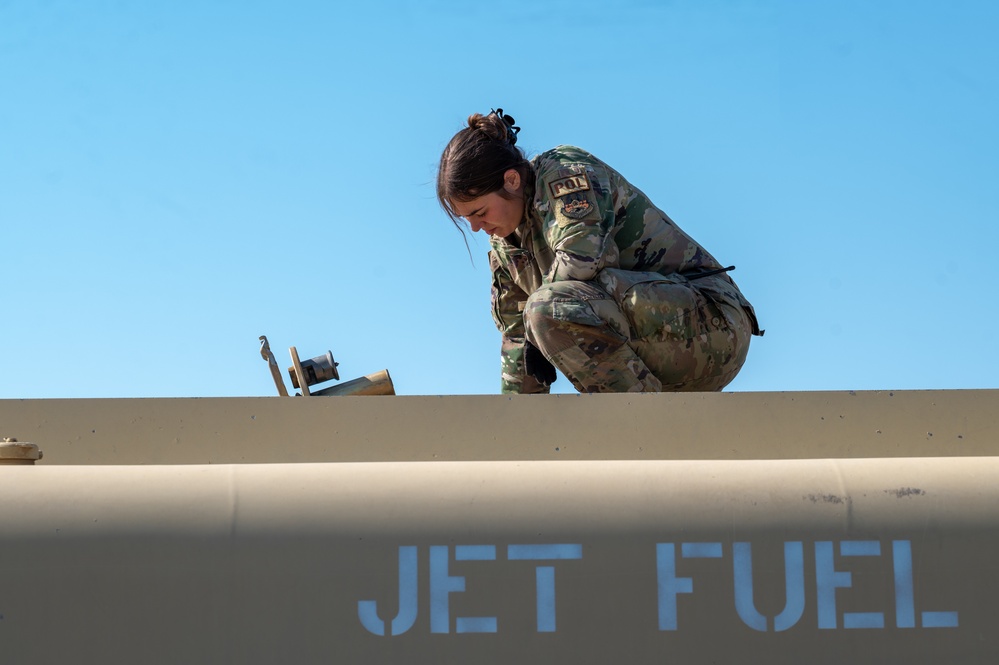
311, 368, 395, 396
0, 390, 996, 464
0, 438, 41, 464
0, 457, 995, 664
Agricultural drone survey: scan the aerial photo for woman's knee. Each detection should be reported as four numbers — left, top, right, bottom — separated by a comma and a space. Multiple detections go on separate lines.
524, 281, 607, 333
523, 280, 629, 356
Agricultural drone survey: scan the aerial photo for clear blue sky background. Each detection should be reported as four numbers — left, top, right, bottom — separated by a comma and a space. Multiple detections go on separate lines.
3, 0, 997, 398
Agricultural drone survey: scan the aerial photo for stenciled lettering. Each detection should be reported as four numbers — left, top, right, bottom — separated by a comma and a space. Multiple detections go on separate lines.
357, 545, 418, 636
358, 543, 583, 636
734, 541, 805, 632
508, 543, 583, 632
892, 540, 959, 628
358, 538, 958, 637
656, 539, 959, 632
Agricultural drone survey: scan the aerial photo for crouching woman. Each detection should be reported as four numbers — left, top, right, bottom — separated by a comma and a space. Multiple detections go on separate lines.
437, 109, 762, 394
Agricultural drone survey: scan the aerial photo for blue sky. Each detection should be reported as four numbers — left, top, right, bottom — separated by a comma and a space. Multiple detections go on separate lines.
3, 0, 997, 398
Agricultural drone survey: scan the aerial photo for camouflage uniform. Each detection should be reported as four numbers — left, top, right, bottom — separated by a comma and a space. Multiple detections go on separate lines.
489, 145, 761, 394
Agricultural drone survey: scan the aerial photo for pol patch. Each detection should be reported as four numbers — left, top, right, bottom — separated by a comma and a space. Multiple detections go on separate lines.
548, 171, 591, 199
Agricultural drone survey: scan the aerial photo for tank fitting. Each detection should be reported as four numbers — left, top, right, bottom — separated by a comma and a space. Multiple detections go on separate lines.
0, 437, 43, 465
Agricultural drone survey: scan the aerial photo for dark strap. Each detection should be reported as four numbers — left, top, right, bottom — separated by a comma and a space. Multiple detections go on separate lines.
682, 265, 736, 280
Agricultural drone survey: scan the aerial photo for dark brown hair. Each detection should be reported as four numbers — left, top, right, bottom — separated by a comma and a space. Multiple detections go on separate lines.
436, 111, 530, 227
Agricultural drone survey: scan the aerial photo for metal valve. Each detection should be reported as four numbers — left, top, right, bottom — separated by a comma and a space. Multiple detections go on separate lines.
258, 335, 393, 397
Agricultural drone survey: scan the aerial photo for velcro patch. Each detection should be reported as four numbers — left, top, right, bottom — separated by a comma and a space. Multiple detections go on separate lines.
560, 194, 594, 219
548, 172, 591, 199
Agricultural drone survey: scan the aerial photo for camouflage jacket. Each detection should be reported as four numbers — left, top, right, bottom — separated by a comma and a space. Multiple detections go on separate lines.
489, 145, 758, 394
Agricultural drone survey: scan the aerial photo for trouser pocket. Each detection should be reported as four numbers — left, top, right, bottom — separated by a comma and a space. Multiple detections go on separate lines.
595, 268, 724, 342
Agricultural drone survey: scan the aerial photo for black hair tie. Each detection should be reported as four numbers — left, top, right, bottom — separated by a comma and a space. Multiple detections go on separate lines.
491, 107, 520, 146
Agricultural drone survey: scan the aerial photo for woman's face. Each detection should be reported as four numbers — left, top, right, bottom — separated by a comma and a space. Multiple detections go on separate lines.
450, 169, 524, 238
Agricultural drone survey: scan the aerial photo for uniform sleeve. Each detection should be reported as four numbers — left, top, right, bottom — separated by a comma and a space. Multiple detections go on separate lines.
541, 163, 621, 283
489, 250, 551, 395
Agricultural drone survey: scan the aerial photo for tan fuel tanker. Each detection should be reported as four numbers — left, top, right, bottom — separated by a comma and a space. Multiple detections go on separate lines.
1, 389, 997, 664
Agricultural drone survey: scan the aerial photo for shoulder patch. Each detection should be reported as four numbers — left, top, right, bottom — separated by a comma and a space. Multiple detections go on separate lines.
548, 171, 591, 199
560, 192, 594, 219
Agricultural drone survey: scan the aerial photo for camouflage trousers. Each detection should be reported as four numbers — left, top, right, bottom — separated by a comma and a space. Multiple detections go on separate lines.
522, 269, 753, 393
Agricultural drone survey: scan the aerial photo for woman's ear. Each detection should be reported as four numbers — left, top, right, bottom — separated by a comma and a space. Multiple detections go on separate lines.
503, 168, 522, 194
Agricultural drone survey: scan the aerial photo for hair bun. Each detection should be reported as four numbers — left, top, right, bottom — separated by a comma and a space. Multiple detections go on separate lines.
467, 108, 521, 146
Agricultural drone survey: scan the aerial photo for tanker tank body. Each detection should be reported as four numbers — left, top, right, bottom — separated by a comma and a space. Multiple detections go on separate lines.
1, 390, 997, 664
